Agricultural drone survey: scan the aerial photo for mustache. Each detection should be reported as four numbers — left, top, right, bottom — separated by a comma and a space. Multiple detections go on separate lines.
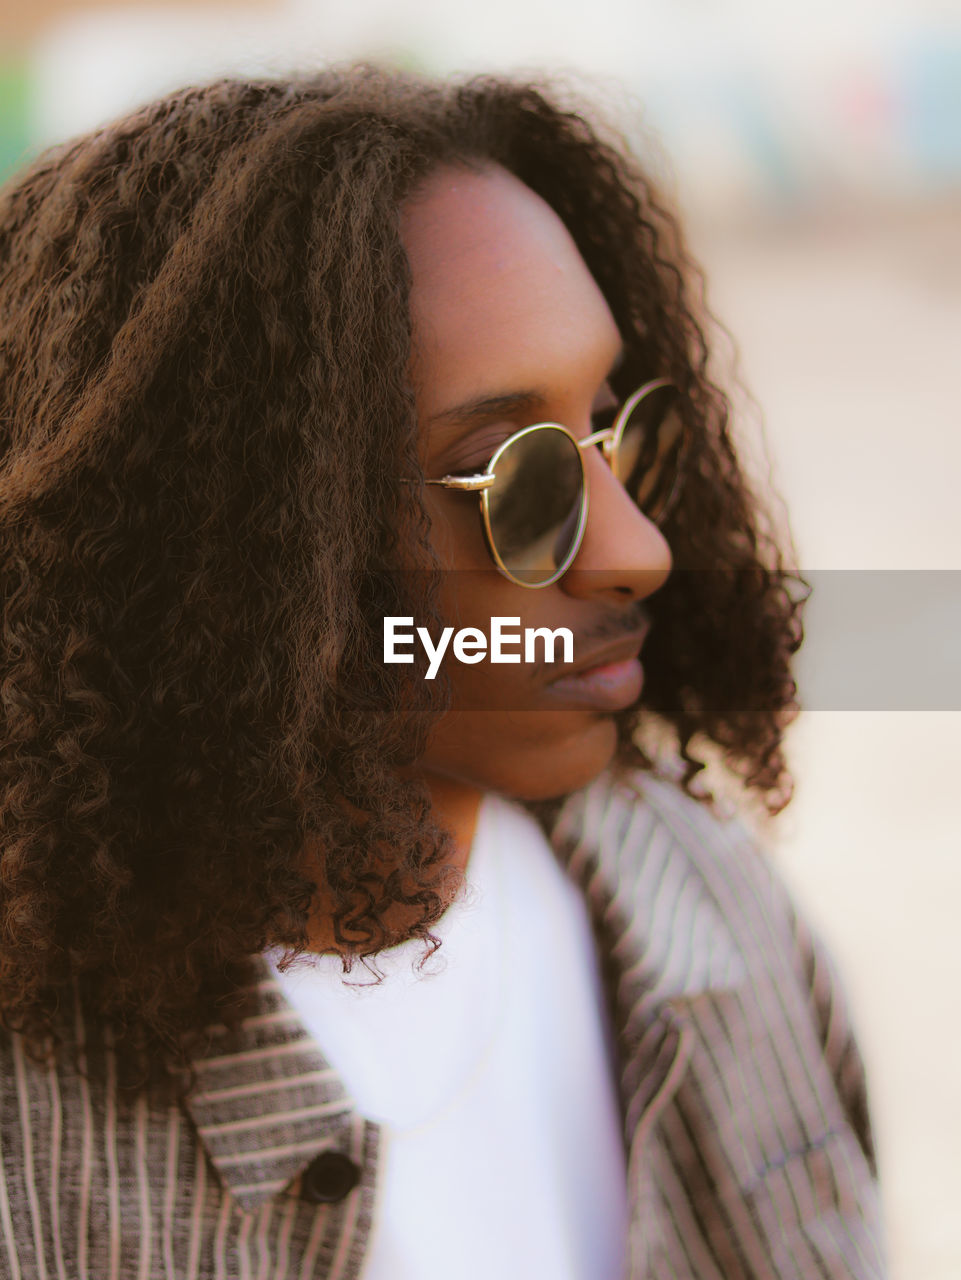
529, 603, 651, 677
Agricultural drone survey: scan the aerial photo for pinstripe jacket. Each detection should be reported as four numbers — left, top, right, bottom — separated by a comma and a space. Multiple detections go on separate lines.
0, 771, 886, 1279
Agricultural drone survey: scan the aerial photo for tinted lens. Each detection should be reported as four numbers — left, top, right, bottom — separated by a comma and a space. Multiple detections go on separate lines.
614, 383, 685, 523
486, 426, 585, 585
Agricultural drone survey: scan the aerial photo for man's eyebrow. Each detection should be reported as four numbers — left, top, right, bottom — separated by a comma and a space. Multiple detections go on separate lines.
428, 390, 545, 428
427, 346, 627, 429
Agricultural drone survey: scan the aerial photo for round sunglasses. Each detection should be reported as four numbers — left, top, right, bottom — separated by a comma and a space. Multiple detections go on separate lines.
425, 378, 685, 588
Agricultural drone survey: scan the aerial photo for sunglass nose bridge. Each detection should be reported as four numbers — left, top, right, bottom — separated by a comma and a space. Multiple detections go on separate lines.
578, 425, 617, 455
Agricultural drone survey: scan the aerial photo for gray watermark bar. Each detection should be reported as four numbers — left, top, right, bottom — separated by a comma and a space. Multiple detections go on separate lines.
365, 569, 961, 711
795, 571, 961, 710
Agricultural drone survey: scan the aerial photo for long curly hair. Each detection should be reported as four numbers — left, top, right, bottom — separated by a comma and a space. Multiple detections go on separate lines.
0, 65, 804, 1082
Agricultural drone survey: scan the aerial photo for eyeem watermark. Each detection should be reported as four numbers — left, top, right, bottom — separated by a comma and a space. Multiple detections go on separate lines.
384, 616, 574, 680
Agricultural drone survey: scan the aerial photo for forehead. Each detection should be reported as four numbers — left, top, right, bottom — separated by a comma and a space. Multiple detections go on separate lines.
399, 164, 621, 429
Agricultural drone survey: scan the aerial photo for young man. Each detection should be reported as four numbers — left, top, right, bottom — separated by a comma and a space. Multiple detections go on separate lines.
0, 68, 884, 1277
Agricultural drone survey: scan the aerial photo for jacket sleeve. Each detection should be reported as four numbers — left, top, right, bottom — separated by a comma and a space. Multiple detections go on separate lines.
787, 899, 879, 1178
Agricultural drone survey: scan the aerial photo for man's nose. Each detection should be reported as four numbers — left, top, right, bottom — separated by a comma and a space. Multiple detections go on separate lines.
560, 444, 672, 603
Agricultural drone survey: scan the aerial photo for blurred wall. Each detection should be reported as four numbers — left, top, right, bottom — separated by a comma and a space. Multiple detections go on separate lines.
2, 0, 961, 217
2, 0, 278, 46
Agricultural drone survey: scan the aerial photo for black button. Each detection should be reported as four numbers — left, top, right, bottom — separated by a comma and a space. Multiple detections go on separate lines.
301, 1152, 361, 1204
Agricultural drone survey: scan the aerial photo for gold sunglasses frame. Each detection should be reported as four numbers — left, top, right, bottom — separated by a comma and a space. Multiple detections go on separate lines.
424, 377, 682, 589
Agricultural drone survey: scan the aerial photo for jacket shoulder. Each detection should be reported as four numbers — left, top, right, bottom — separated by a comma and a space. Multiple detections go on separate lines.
551, 767, 779, 920
551, 769, 887, 1277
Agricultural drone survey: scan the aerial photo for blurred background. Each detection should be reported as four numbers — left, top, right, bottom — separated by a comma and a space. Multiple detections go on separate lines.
2, 2, 959, 1275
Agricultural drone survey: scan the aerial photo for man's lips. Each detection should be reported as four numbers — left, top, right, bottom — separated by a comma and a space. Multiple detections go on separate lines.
552, 628, 650, 681
542, 629, 649, 712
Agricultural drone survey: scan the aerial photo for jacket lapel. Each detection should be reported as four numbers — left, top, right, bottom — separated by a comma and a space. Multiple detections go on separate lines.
183, 955, 371, 1212
549, 772, 760, 1275
549, 770, 749, 1134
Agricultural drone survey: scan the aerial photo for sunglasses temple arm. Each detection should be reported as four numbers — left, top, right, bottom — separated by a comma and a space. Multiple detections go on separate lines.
423, 474, 496, 491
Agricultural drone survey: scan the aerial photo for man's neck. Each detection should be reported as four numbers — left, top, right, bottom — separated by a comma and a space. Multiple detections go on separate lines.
417, 772, 484, 875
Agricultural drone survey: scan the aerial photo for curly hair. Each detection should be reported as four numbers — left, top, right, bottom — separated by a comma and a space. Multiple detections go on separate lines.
0, 65, 804, 1083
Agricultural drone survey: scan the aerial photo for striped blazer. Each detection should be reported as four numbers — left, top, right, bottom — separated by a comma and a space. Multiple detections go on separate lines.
0, 771, 886, 1279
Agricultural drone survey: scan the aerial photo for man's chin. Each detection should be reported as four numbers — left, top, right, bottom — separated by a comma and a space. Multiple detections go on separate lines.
420, 712, 620, 804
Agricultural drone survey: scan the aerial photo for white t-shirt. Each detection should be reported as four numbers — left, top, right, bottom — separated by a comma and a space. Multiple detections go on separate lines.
266, 793, 629, 1279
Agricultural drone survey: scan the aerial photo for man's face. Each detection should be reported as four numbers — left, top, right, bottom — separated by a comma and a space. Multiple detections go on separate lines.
400, 164, 672, 802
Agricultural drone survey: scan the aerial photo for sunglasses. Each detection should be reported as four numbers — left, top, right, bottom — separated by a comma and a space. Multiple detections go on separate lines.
424, 378, 685, 588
